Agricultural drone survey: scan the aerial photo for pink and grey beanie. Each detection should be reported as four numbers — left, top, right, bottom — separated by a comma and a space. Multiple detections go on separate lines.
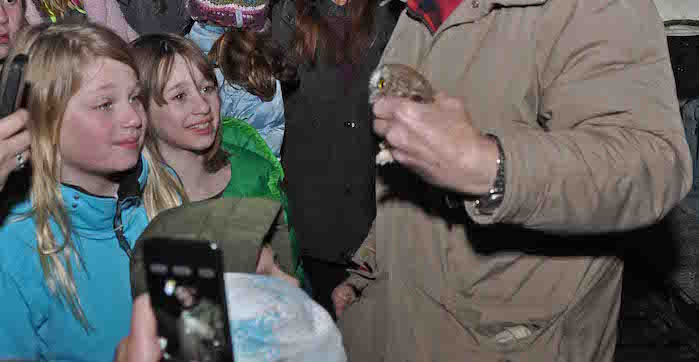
187, 0, 270, 31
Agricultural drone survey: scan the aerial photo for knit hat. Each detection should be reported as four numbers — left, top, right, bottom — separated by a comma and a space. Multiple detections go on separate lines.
187, 0, 269, 31
224, 273, 348, 362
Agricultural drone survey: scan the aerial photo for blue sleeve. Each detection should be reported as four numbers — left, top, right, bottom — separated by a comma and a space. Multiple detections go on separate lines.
255, 81, 286, 158
0, 264, 41, 359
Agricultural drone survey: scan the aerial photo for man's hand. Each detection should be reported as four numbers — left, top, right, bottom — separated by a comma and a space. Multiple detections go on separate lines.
373, 94, 499, 196
114, 294, 162, 362
331, 282, 358, 319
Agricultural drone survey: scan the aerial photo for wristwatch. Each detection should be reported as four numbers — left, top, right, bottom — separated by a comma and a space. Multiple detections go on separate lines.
473, 134, 505, 215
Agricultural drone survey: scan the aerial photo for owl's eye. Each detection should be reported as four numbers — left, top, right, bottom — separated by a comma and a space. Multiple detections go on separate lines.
378, 78, 385, 89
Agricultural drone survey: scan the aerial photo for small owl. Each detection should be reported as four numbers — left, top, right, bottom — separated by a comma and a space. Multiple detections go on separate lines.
369, 63, 435, 165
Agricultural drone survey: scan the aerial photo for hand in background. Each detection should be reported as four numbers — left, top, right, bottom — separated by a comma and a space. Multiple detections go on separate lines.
331, 282, 357, 319
114, 294, 161, 362
0, 110, 30, 192
256, 245, 301, 287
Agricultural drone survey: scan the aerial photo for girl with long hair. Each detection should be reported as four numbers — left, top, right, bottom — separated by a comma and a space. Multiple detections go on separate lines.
130, 32, 285, 203
0, 21, 180, 361
129, 33, 298, 282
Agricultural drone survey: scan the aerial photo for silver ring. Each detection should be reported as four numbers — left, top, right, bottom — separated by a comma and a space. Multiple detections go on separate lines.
15, 153, 25, 169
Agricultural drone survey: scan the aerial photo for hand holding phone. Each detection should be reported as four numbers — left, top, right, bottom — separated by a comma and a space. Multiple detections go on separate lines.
114, 294, 162, 362
142, 238, 233, 362
0, 54, 28, 119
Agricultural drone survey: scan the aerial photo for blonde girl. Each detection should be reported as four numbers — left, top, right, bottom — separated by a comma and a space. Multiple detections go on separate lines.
0, 20, 179, 361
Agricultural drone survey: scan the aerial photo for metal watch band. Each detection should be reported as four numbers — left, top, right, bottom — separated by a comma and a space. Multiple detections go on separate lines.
473, 134, 505, 215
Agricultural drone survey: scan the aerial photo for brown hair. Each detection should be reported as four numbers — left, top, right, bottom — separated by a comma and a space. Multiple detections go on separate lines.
292, 0, 377, 65
130, 33, 229, 173
209, 29, 295, 101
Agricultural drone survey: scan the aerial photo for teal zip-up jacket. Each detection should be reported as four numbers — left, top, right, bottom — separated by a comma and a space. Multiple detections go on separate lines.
0, 157, 150, 362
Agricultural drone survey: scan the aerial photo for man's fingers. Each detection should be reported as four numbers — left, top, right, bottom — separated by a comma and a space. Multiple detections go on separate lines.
434, 92, 464, 111
390, 149, 433, 172
373, 117, 390, 137
383, 122, 438, 166
0, 110, 29, 140
2, 129, 31, 159
372, 96, 403, 119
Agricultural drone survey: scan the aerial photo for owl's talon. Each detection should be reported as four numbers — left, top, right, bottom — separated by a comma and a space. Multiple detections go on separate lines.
376, 142, 395, 165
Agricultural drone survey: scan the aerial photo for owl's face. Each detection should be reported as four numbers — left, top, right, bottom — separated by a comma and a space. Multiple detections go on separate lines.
368, 64, 389, 104
368, 63, 435, 105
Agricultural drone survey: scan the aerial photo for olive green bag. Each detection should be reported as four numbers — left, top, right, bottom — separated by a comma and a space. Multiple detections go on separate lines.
130, 197, 293, 298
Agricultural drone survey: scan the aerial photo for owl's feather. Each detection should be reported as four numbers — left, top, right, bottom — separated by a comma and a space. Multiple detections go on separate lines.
369, 63, 435, 165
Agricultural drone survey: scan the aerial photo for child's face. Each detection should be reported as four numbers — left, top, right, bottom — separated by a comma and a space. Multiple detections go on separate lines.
0, 0, 24, 60
59, 57, 146, 190
148, 54, 220, 157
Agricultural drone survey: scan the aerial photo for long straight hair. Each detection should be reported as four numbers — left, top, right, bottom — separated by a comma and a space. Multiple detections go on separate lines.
292, 0, 377, 65
3, 20, 180, 329
130, 33, 229, 175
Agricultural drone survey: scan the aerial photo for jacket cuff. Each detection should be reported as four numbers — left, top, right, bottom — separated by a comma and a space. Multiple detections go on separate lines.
343, 220, 378, 291
464, 129, 534, 225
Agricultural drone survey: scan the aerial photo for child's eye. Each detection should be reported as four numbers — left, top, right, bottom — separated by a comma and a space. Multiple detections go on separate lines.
129, 95, 143, 104
201, 85, 216, 94
97, 101, 113, 111
173, 93, 186, 101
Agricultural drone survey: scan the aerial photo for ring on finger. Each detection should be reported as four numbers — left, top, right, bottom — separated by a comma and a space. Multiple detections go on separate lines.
16, 153, 26, 169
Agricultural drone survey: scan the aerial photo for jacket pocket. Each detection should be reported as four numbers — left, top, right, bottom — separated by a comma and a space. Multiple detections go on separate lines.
440, 253, 584, 353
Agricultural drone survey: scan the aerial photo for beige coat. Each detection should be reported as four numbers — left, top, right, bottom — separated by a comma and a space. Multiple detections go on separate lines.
338, 0, 693, 361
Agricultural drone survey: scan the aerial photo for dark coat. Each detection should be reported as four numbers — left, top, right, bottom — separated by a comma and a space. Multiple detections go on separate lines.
119, 0, 193, 35
272, 0, 399, 264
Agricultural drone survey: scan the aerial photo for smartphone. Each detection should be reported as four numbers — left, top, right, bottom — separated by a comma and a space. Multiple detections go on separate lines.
143, 238, 234, 362
0, 54, 28, 119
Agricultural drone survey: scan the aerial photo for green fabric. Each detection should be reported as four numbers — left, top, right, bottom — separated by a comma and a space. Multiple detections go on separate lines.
219, 118, 304, 285
131, 197, 284, 298
220, 118, 283, 200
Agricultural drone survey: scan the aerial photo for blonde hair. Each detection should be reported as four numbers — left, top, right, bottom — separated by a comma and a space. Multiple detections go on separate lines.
3, 20, 181, 329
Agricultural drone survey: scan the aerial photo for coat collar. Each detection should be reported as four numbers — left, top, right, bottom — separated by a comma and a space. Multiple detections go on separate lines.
436, 0, 547, 34
60, 154, 148, 232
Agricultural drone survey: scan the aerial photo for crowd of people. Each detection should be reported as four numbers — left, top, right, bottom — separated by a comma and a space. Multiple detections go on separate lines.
0, 0, 693, 361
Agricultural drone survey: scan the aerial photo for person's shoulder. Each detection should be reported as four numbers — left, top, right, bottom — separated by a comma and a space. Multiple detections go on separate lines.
225, 143, 277, 171
0, 207, 41, 283
0, 198, 36, 244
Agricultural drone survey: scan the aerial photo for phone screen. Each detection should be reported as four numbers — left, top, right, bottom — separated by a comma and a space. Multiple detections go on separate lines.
143, 238, 233, 362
